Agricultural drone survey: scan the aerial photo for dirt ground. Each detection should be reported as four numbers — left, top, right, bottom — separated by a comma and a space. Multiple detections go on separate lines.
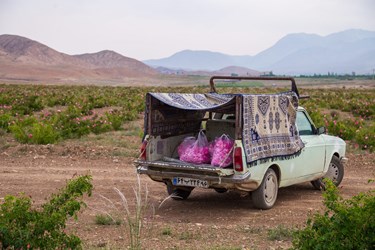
1, 128, 374, 250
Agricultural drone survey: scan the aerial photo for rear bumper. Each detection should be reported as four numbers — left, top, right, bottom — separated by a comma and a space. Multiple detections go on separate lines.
134, 159, 257, 190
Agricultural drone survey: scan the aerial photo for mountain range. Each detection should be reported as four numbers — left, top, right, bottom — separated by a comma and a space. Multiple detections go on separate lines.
0, 34, 157, 83
0, 29, 374, 84
144, 29, 375, 75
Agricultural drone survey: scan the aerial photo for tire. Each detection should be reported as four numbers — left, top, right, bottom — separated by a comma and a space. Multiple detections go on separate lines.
166, 182, 193, 200
214, 188, 228, 193
311, 155, 344, 190
252, 168, 278, 209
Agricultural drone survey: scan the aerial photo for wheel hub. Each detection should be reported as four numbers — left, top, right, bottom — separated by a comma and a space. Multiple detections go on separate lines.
265, 175, 276, 203
325, 163, 339, 181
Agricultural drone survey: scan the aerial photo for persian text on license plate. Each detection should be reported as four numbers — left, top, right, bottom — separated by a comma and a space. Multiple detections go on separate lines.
172, 177, 209, 188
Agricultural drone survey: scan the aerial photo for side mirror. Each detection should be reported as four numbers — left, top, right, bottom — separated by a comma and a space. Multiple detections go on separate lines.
317, 126, 326, 135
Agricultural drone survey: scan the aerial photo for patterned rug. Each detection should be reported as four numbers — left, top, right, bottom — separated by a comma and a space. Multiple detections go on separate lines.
242, 92, 304, 163
148, 93, 235, 110
146, 92, 304, 163
145, 93, 235, 137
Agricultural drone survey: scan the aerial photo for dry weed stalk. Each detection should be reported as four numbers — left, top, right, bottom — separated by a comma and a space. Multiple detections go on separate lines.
91, 174, 152, 249
113, 174, 151, 250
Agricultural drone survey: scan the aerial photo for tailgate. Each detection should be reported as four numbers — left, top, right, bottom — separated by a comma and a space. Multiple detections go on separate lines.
134, 157, 234, 177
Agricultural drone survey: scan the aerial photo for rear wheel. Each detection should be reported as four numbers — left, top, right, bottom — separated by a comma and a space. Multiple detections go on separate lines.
311, 155, 344, 190
252, 168, 278, 209
166, 182, 193, 200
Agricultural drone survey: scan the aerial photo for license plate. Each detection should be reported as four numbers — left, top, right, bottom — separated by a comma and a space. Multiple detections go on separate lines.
172, 177, 209, 188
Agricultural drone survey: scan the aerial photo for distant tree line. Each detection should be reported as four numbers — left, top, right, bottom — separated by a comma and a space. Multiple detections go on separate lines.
298, 72, 374, 80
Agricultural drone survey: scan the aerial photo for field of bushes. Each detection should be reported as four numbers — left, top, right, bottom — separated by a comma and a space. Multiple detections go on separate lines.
0, 84, 373, 151
0, 82, 374, 249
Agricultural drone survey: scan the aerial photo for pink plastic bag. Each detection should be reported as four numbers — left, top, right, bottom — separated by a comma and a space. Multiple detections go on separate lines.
177, 137, 195, 157
211, 134, 234, 167
179, 131, 211, 164
208, 140, 215, 156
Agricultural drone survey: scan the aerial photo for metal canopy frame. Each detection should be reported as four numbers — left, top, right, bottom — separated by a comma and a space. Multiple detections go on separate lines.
209, 76, 300, 97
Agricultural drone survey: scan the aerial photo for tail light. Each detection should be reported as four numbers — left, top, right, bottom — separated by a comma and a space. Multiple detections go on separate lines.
139, 140, 148, 161
234, 147, 243, 172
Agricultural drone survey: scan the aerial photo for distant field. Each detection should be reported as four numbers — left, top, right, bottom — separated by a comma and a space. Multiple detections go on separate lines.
2, 75, 375, 89
140, 76, 375, 89
1, 81, 374, 151
215, 80, 264, 88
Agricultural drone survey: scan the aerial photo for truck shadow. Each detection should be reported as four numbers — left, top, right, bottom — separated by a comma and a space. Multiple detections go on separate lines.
155, 182, 323, 223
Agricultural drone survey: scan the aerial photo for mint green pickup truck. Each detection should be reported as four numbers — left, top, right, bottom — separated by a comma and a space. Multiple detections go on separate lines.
134, 76, 347, 209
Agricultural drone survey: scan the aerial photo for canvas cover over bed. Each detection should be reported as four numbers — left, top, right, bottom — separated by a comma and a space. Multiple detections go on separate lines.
145, 92, 304, 164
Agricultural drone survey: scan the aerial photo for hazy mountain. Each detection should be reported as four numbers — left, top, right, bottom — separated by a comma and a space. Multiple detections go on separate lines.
144, 29, 375, 75
154, 65, 260, 77
144, 49, 253, 71
246, 33, 322, 70
267, 36, 375, 75
213, 66, 260, 76
250, 29, 375, 74
0, 34, 157, 82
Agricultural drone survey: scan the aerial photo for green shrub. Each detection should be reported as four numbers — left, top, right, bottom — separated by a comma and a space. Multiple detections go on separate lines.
9, 116, 38, 143
106, 110, 123, 130
95, 214, 121, 225
292, 179, 375, 249
29, 122, 60, 144
90, 119, 112, 134
267, 225, 295, 241
162, 227, 172, 236
355, 125, 375, 152
12, 95, 43, 115
9, 123, 28, 143
9, 119, 60, 144
326, 119, 357, 140
0, 113, 12, 131
0, 175, 93, 249
51, 111, 91, 140
307, 109, 324, 127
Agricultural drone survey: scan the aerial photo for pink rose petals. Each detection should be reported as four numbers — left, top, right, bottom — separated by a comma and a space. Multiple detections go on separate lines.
179, 131, 211, 164
178, 133, 234, 167
211, 135, 234, 167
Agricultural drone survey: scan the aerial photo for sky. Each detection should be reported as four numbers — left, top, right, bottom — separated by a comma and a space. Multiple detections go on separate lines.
1, 0, 374, 60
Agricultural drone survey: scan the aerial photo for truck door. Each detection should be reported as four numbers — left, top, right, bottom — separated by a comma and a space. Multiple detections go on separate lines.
284, 111, 326, 180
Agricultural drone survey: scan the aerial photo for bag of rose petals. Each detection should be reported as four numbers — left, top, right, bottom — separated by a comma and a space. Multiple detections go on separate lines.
211, 134, 235, 167
177, 136, 195, 157
179, 131, 211, 164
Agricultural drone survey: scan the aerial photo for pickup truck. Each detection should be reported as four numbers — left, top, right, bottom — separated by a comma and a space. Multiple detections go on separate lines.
134, 76, 347, 209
